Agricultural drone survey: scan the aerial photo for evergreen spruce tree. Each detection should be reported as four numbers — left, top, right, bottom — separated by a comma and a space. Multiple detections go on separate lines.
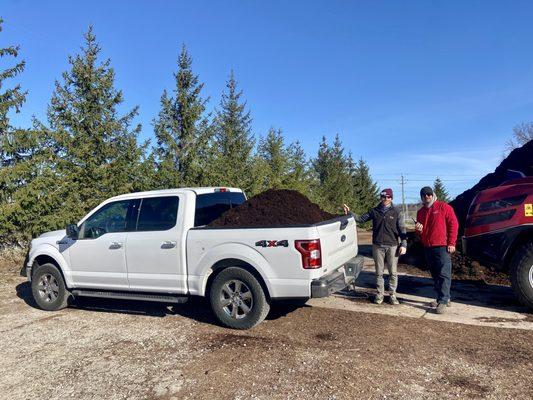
154, 45, 211, 188
284, 140, 313, 196
212, 71, 254, 191
0, 20, 57, 245
433, 177, 450, 202
351, 157, 380, 214
0, 20, 25, 137
255, 128, 290, 192
0, 18, 28, 245
311, 135, 353, 213
43, 27, 147, 223
0, 126, 63, 245
0, 18, 27, 205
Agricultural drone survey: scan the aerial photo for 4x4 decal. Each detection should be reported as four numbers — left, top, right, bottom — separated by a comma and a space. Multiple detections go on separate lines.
255, 240, 289, 248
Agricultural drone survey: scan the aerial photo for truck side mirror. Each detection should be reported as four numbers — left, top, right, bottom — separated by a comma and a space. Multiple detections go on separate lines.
66, 224, 79, 240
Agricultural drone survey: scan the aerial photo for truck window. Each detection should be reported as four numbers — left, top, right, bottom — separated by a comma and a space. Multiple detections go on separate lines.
79, 200, 132, 239
194, 192, 246, 226
136, 196, 179, 231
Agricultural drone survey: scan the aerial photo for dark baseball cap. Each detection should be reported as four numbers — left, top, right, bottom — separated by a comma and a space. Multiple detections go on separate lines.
380, 188, 393, 198
420, 186, 434, 197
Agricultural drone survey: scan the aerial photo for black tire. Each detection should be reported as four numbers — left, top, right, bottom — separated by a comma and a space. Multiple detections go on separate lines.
31, 263, 71, 311
209, 267, 270, 329
509, 241, 533, 309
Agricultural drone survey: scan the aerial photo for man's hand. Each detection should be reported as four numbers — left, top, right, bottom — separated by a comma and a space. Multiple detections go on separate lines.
447, 246, 456, 254
399, 247, 406, 256
342, 204, 350, 215
415, 222, 423, 232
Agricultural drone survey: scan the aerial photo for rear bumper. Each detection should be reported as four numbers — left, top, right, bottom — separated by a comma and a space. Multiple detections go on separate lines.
311, 255, 364, 298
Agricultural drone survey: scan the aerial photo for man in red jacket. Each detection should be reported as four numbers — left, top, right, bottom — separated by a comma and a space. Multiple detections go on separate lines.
416, 186, 459, 314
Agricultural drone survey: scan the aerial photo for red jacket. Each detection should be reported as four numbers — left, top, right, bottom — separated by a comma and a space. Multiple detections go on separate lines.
416, 200, 459, 247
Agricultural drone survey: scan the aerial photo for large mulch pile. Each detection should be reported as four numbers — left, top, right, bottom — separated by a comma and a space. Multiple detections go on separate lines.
450, 139, 533, 234
397, 140, 532, 284
399, 232, 510, 285
207, 189, 337, 227
440, 140, 532, 283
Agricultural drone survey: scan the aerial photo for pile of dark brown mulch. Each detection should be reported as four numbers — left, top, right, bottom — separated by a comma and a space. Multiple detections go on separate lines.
399, 232, 510, 285
450, 140, 533, 234
207, 189, 338, 228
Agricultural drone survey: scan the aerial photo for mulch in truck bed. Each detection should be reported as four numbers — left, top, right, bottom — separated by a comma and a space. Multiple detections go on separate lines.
207, 189, 337, 228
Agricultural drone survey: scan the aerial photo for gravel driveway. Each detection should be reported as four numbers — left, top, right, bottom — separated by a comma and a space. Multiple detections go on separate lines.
1, 271, 532, 400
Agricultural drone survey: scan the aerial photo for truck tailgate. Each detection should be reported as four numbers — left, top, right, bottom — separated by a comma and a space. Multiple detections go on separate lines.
315, 216, 357, 273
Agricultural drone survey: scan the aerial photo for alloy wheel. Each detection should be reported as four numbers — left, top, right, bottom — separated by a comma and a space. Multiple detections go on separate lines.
220, 279, 253, 319
37, 273, 60, 303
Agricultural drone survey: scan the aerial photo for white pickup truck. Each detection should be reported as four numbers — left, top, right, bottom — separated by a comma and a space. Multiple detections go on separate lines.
26, 187, 363, 329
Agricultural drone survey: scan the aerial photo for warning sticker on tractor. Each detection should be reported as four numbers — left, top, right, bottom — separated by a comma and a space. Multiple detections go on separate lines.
526, 204, 533, 217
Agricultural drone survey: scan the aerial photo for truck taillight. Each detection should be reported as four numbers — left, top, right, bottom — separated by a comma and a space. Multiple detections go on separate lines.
295, 239, 322, 269
215, 187, 228, 192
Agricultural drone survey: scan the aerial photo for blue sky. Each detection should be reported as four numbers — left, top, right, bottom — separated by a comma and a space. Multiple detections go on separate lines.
3, 0, 533, 202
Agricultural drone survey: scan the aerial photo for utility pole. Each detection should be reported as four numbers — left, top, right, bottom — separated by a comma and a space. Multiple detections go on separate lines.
400, 174, 407, 222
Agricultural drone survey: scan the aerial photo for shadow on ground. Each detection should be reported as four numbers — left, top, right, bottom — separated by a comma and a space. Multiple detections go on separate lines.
15, 281, 308, 326
350, 269, 530, 314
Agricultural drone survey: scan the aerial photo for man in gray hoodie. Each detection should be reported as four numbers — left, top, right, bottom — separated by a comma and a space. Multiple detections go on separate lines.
344, 188, 407, 305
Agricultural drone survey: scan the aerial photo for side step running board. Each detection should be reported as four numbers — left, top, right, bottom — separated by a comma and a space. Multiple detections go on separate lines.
71, 289, 188, 304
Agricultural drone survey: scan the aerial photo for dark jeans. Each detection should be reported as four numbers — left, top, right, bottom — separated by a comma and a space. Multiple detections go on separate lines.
424, 246, 452, 304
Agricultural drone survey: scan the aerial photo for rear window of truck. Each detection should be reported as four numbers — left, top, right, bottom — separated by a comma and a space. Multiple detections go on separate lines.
194, 192, 246, 226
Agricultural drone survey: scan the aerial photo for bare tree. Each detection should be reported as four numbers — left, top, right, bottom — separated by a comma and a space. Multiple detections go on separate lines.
505, 122, 533, 155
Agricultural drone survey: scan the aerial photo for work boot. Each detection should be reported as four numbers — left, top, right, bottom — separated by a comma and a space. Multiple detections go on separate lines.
389, 295, 400, 305
435, 303, 447, 314
429, 300, 451, 308
374, 294, 384, 305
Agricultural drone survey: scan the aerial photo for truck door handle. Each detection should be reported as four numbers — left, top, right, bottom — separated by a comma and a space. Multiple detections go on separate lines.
161, 241, 177, 249
109, 242, 123, 249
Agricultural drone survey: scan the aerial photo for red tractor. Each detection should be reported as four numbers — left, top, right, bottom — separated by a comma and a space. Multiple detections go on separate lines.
462, 177, 533, 308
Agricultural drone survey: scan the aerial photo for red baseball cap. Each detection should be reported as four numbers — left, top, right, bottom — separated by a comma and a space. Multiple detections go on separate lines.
380, 188, 393, 198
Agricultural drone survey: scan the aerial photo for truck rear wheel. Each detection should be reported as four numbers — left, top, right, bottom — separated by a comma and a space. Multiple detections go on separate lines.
209, 267, 270, 329
509, 241, 533, 309
31, 263, 71, 311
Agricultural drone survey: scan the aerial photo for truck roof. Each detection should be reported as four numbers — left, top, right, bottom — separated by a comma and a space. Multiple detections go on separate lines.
108, 187, 243, 201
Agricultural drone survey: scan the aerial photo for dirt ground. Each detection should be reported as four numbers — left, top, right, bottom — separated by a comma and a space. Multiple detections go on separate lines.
1, 235, 533, 399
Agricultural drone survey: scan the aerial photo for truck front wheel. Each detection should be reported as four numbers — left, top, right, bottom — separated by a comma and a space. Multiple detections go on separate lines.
209, 267, 270, 329
509, 241, 533, 309
31, 263, 71, 311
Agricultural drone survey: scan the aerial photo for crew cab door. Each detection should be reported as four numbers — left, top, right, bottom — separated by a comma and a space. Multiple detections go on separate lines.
126, 195, 186, 293
67, 199, 136, 289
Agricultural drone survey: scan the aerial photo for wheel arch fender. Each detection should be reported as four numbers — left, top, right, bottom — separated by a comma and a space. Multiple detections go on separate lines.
195, 243, 275, 298
29, 245, 73, 287
504, 228, 533, 269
